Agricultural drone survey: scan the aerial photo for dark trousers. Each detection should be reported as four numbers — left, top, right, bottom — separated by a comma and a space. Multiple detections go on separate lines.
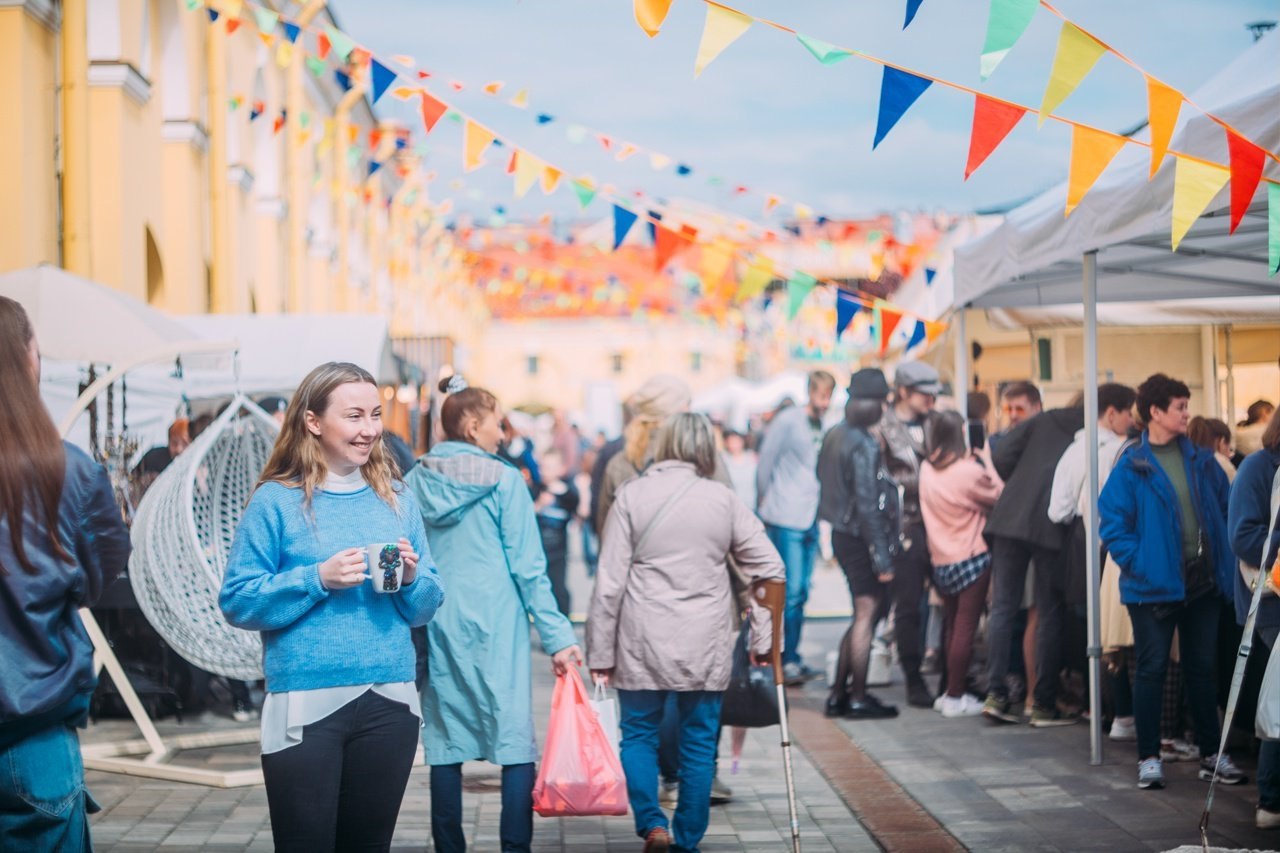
943, 570, 991, 698
892, 523, 931, 682
260, 691, 419, 852
985, 536, 1067, 709
430, 762, 535, 853
1128, 595, 1222, 762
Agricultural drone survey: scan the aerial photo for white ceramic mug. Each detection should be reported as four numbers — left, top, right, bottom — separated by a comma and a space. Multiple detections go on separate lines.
367, 542, 403, 593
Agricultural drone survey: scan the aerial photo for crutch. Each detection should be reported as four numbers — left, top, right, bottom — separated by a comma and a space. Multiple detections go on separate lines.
756, 578, 802, 853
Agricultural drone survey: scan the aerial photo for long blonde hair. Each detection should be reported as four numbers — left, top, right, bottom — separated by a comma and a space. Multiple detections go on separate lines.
257, 362, 399, 509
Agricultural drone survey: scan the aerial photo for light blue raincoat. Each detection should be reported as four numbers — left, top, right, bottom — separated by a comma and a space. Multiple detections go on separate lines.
405, 441, 578, 766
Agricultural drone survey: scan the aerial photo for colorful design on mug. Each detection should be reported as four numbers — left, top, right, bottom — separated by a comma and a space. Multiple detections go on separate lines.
379, 544, 401, 591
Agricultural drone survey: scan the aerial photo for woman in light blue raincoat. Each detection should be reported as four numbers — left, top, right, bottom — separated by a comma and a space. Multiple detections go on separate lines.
405, 375, 581, 853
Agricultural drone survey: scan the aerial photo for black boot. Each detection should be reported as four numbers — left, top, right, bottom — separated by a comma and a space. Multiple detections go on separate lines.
906, 674, 933, 708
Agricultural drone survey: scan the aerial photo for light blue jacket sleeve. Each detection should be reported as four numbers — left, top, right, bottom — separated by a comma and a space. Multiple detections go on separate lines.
393, 492, 445, 627
220, 489, 329, 632
498, 470, 578, 655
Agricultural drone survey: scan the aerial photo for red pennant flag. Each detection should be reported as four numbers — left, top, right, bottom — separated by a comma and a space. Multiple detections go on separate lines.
879, 307, 904, 355
1226, 129, 1266, 235
226, 18, 242, 34
597, 134, 613, 152
419, 91, 447, 133
318, 32, 331, 59
653, 224, 695, 271
417, 70, 430, 79
369, 128, 383, 150
506, 150, 518, 175
965, 95, 1026, 180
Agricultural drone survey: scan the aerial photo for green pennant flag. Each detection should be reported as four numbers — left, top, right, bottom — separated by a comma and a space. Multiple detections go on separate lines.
980, 0, 1038, 81
184, 0, 200, 10
1270, 182, 1280, 277
796, 33, 853, 65
305, 55, 326, 78
253, 7, 279, 33
571, 180, 597, 210
786, 272, 817, 319
324, 23, 355, 62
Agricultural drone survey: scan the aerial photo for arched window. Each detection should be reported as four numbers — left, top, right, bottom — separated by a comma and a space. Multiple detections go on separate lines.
145, 227, 165, 307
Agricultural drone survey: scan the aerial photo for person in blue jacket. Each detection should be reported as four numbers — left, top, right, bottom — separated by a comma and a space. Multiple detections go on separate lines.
1228, 407, 1280, 829
0, 296, 132, 852
221, 361, 444, 853
406, 374, 582, 853
1099, 373, 1241, 792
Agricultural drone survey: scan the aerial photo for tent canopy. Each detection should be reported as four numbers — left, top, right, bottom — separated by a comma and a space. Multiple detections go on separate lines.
953, 30, 1280, 312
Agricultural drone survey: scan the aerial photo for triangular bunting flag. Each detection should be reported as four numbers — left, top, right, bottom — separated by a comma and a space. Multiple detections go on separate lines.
318, 31, 331, 60
835, 290, 862, 340
612, 205, 638, 250
537, 113, 555, 125
979, 0, 1038, 80
635, 0, 674, 38
874, 67, 932, 149
649, 153, 672, 171
226, 19, 242, 34
796, 33, 853, 65
925, 268, 937, 285
504, 151, 518, 175
903, 0, 925, 29
482, 81, 503, 95
420, 91, 447, 133
965, 95, 1026, 180
324, 24, 355, 62
1066, 125, 1126, 216
509, 89, 529, 108
925, 321, 946, 344
1039, 23, 1107, 127
206, 8, 219, 23
906, 319, 927, 351
369, 58, 397, 104
786, 273, 817, 320
571, 179, 597, 209
253, 8, 278, 34
1171, 156, 1230, 250
735, 258, 774, 302
694, 5, 753, 78
1145, 76, 1182, 179
541, 166, 562, 195
700, 241, 735, 285
1270, 183, 1279, 276
513, 151, 541, 198
764, 195, 780, 215
305, 55, 325, 78
275, 41, 293, 69
1226, 130, 1266, 235
653, 224, 693, 271
334, 68, 351, 92
368, 160, 382, 178
283, 21, 300, 43
462, 120, 496, 172
878, 305, 904, 355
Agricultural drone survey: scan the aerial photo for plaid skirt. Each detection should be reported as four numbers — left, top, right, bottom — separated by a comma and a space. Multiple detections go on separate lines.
932, 552, 991, 597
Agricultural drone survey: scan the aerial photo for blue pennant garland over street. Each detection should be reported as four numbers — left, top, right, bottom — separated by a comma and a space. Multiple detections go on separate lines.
370, 58, 397, 104
612, 205, 638, 250
906, 319, 927, 350
903, 0, 926, 29
835, 290, 863, 340
874, 67, 933, 149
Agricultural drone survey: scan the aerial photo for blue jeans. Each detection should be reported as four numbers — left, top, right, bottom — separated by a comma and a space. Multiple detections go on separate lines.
766, 522, 819, 666
0, 724, 97, 853
619, 690, 723, 853
430, 762, 535, 853
1128, 594, 1221, 762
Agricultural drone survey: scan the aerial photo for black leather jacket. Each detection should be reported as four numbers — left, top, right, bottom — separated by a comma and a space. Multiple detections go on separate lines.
0, 442, 131, 743
870, 407, 930, 529
817, 417, 896, 577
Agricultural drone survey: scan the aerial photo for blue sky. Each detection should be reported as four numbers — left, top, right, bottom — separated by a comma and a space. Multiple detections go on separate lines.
340, 0, 1278, 222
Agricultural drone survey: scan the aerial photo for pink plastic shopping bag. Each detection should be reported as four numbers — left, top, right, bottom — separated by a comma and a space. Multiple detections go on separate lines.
532, 669, 629, 817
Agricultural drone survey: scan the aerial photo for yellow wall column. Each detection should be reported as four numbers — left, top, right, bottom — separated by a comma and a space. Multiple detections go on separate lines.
205, 9, 233, 312
60, 0, 91, 275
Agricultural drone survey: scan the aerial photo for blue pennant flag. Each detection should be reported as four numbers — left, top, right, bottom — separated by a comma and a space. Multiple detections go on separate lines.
334, 69, 352, 92
536, 113, 555, 124
369, 58, 397, 104
368, 160, 382, 178
206, 7, 219, 22
903, 0, 925, 29
835, 290, 862, 340
906, 319, 927, 350
874, 66, 932, 149
283, 21, 301, 43
925, 267, 937, 285
612, 205, 638, 250
647, 209, 663, 243
675, 164, 693, 176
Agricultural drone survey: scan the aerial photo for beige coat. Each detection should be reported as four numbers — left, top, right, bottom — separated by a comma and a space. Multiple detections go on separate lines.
586, 461, 784, 692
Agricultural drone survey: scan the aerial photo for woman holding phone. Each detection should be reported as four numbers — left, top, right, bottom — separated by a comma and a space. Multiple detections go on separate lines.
220, 361, 444, 852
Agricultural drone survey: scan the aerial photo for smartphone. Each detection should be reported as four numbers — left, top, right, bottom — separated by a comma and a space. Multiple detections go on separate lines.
967, 419, 987, 452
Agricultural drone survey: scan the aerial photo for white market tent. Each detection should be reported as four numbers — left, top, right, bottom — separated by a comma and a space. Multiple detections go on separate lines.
950, 31, 1280, 766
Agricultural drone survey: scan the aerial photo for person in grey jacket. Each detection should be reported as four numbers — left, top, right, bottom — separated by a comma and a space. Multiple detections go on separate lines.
817, 369, 900, 719
756, 370, 835, 685
0, 296, 132, 852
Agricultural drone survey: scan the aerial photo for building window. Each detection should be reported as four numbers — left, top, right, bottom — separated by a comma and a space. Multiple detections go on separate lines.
690, 351, 702, 373
526, 355, 539, 376
611, 353, 624, 374
1036, 338, 1052, 382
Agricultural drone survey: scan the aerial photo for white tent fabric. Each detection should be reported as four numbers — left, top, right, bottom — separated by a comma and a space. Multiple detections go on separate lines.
892, 215, 1002, 322
953, 30, 1280, 311
987, 295, 1280, 329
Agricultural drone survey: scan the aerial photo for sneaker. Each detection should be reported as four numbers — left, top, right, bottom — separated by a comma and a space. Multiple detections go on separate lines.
782, 662, 820, 687
845, 693, 899, 719
982, 693, 1020, 725
1137, 757, 1165, 790
920, 648, 942, 675
906, 677, 933, 709
939, 694, 985, 718
1108, 717, 1136, 741
1160, 738, 1200, 763
1199, 753, 1247, 785
643, 826, 672, 852
659, 782, 678, 809
1029, 706, 1080, 728
710, 777, 733, 804
1257, 807, 1280, 829
231, 701, 254, 723
933, 693, 947, 712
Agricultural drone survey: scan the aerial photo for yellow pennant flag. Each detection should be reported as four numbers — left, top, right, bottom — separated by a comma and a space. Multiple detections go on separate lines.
275, 41, 294, 68
1039, 22, 1107, 127
694, 5, 753, 78
700, 240, 735, 285
509, 89, 530, 109
1065, 125, 1126, 216
649, 152, 672, 171
794, 202, 814, 220
735, 258, 775, 302
1171, 156, 1230, 250
635, 0, 674, 38
541, 166, 562, 194
1145, 76, 1182, 179
463, 121, 496, 172
513, 151, 541, 198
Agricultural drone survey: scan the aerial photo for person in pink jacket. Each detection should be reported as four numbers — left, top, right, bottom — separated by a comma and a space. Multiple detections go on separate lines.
919, 411, 1003, 718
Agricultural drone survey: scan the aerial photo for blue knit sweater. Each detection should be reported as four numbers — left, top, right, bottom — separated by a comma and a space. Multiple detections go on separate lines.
220, 482, 444, 693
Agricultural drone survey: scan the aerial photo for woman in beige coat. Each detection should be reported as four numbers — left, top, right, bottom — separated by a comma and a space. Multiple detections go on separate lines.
588, 414, 783, 853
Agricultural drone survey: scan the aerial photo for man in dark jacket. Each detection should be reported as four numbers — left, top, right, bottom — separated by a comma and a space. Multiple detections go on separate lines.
982, 395, 1083, 726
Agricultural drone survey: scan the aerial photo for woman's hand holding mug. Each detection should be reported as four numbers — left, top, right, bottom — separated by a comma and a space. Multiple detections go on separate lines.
397, 538, 419, 585
319, 548, 369, 590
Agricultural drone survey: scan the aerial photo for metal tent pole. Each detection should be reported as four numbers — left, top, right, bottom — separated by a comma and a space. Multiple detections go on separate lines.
1082, 251, 1103, 766
954, 308, 969, 418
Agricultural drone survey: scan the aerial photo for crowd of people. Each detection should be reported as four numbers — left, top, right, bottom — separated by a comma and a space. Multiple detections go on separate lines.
3, 282, 1279, 852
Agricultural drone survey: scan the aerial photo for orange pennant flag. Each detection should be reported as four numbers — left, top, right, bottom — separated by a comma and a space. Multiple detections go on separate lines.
541, 166, 562, 195
924, 321, 947, 344
1226, 129, 1266, 234
616, 143, 639, 161
965, 95, 1026, 180
700, 240, 735, 285
482, 81, 504, 96
463, 120, 496, 172
226, 18, 242, 34
694, 5, 753, 78
764, 195, 781, 214
635, 0, 674, 37
420, 91, 447, 133
653, 224, 696, 271
1065, 125, 1126, 216
1039, 22, 1107, 127
878, 305, 904, 355
1145, 76, 1182, 179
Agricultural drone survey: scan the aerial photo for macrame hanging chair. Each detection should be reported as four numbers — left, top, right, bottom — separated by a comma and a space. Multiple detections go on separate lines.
129, 395, 279, 681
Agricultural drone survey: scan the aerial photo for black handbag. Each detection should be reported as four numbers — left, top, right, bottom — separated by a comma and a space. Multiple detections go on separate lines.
719, 623, 779, 728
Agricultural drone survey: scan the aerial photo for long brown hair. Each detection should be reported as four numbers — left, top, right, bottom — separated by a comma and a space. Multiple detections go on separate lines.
257, 362, 399, 509
0, 296, 71, 575
1262, 405, 1280, 452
